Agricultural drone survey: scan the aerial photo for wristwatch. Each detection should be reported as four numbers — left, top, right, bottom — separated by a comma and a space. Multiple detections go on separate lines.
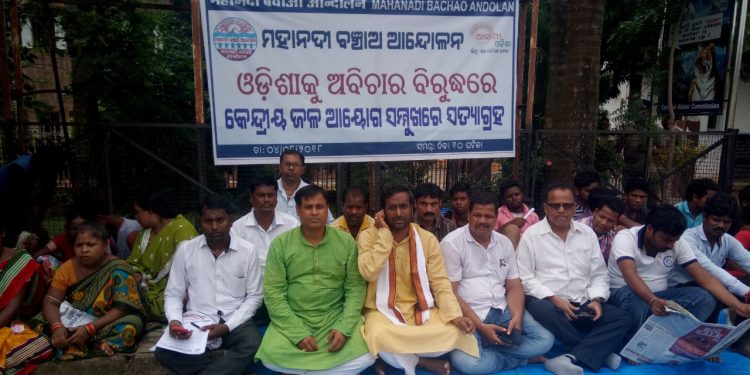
591, 297, 605, 304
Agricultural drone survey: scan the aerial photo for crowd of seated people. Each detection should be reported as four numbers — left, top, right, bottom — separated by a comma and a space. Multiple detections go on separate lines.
3, 152, 750, 375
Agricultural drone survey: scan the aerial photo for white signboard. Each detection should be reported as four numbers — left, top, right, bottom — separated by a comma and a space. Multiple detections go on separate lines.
200, 0, 519, 164
677, 13, 723, 46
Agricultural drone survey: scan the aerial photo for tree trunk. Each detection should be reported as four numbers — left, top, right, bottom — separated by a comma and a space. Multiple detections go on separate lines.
542, 0, 606, 183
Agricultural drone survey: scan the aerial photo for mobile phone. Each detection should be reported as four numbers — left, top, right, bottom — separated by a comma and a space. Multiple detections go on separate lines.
497, 326, 523, 346
171, 323, 191, 334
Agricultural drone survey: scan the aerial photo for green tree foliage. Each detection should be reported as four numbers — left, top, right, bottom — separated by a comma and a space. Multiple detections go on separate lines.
600, 0, 666, 102
45, 1, 195, 122
21, 0, 217, 213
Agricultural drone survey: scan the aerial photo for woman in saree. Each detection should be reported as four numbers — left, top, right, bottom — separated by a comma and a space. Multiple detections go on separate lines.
0, 225, 53, 374
127, 191, 197, 321
17, 230, 60, 285
42, 221, 148, 360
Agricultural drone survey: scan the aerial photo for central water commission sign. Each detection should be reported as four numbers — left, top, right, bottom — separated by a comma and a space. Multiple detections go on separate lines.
200, 0, 519, 165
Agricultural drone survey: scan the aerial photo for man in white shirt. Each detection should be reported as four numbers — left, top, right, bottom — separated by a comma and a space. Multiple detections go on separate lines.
156, 195, 263, 375
673, 193, 750, 358
671, 193, 750, 301
517, 183, 631, 375
232, 175, 300, 273
276, 150, 334, 223
442, 191, 554, 374
608, 205, 750, 329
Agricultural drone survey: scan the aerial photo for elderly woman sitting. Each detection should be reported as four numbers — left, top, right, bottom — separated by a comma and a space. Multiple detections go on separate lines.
42, 221, 148, 359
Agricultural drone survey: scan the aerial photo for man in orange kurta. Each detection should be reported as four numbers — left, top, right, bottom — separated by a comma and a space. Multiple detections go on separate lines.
358, 185, 478, 375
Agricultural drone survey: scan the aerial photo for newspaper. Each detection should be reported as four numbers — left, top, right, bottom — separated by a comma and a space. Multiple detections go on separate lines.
621, 301, 750, 364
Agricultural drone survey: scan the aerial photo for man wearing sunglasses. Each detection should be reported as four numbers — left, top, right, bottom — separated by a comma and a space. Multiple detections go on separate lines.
517, 183, 632, 375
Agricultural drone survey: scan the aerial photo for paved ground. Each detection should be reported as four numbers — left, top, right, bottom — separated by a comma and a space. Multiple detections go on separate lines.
35, 330, 172, 375
33, 328, 750, 375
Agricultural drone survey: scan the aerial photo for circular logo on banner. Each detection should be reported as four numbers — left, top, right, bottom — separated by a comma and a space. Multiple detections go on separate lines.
213, 18, 257, 61
662, 255, 674, 268
470, 21, 495, 44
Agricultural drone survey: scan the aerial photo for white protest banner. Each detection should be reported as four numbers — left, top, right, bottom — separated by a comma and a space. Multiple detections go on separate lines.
200, 0, 519, 165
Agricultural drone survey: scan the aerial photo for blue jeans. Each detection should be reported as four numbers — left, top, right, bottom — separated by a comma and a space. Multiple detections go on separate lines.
450, 308, 554, 374
609, 285, 716, 330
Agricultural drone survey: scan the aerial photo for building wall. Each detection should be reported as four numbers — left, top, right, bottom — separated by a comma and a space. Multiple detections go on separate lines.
602, 79, 750, 133
735, 79, 750, 133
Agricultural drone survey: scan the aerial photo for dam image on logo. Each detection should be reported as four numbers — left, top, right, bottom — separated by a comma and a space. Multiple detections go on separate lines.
213, 17, 258, 61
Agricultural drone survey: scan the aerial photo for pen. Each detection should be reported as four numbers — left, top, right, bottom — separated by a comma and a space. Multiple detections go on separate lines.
191, 322, 202, 329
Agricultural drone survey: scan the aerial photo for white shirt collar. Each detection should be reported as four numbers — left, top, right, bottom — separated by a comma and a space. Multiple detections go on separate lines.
538, 217, 581, 238
197, 234, 239, 253
246, 209, 279, 229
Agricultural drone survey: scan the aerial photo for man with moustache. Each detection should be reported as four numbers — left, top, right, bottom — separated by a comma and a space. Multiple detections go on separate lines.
671, 193, 750, 306
156, 196, 263, 375
276, 150, 334, 223
331, 186, 374, 240
413, 183, 457, 241
231, 175, 299, 274
358, 185, 477, 375
678, 194, 750, 357
257, 185, 374, 374
442, 192, 554, 374
517, 183, 631, 375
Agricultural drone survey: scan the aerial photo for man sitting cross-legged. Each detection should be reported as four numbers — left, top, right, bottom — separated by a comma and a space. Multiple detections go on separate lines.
441, 191, 554, 374
155, 195, 263, 375
608, 204, 750, 330
672, 193, 750, 308
256, 185, 374, 374
671, 193, 750, 356
517, 182, 632, 375
358, 185, 478, 375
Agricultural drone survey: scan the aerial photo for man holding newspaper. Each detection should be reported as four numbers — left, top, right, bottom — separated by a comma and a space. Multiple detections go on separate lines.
608, 205, 750, 330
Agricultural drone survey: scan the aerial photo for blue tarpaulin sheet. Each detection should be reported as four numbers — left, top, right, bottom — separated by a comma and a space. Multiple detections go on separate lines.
251, 349, 750, 374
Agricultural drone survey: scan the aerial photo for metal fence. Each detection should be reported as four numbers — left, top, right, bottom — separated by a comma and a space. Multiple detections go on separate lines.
0, 121, 739, 237
521, 128, 738, 207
